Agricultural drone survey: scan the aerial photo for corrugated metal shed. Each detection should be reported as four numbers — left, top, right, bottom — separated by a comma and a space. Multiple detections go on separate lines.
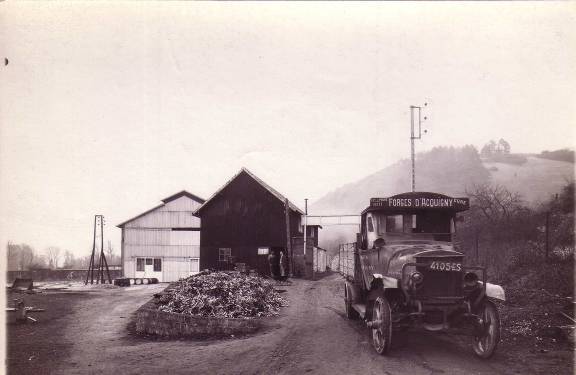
117, 191, 204, 282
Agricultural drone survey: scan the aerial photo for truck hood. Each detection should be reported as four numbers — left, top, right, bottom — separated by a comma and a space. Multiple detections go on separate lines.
385, 242, 462, 278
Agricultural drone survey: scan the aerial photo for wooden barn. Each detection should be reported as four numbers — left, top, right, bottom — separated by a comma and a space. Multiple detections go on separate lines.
117, 191, 205, 282
195, 168, 303, 276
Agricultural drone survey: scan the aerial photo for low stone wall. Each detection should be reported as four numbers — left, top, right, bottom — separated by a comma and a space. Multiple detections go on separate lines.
7, 269, 122, 284
135, 297, 268, 338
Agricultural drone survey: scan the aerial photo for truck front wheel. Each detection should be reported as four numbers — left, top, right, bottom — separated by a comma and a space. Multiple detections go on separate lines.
371, 297, 392, 355
472, 300, 500, 359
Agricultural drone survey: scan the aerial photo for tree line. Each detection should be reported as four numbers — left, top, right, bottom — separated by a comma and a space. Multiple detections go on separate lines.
6, 241, 121, 271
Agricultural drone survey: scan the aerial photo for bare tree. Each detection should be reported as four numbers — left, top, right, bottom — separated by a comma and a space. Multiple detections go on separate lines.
45, 246, 61, 269
106, 240, 114, 261
466, 184, 523, 223
63, 250, 75, 269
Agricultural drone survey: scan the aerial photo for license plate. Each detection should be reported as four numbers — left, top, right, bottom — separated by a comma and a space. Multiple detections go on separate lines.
429, 261, 462, 272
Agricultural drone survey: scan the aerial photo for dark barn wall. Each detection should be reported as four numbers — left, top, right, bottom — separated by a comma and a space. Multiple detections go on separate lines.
199, 171, 301, 275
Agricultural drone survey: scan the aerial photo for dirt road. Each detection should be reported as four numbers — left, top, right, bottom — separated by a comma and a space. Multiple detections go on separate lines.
10, 274, 572, 375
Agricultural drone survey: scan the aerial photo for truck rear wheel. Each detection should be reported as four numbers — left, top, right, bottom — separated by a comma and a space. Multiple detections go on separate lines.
473, 300, 500, 359
371, 297, 392, 355
344, 283, 359, 320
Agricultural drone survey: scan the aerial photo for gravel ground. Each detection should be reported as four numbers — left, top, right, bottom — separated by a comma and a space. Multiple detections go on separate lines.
5, 274, 574, 375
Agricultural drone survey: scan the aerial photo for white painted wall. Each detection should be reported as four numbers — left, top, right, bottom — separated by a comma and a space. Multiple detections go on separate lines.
121, 195, 203, 282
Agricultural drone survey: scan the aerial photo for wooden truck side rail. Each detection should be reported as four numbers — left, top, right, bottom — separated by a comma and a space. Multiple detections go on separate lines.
338, 242, 357, 281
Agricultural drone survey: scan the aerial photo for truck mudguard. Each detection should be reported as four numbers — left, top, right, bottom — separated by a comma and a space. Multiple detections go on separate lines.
372, 274, 399, 289
485, 282, 505, 302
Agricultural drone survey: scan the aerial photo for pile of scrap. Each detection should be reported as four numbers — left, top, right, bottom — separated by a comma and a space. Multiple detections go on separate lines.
156, 271, 286, 318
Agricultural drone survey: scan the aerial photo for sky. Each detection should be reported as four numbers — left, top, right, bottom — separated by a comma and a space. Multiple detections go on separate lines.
0, 2, 575, 261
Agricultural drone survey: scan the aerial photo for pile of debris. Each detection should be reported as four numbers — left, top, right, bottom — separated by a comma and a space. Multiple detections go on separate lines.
156, 271, 286, 318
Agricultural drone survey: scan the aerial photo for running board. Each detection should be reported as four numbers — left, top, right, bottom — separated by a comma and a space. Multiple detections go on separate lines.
352, 303, 366, 319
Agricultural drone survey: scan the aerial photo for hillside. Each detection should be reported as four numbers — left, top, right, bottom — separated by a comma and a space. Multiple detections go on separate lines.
484, 156, 574, 204
312, 147, 574, 251
311, 148, 574, 216
311, 146, 490, 215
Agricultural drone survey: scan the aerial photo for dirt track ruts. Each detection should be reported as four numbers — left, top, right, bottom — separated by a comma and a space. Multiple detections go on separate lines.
48, 274, 571, 375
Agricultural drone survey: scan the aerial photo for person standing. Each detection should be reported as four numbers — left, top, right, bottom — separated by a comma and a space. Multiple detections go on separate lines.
279, 250, 289, 281
268, 251, 278, 279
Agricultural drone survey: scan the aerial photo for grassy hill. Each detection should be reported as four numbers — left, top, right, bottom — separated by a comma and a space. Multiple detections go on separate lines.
312, 149, 574, 216
312, 147, 574, 250
311, 146, 489, 215
484, 156, 574, 205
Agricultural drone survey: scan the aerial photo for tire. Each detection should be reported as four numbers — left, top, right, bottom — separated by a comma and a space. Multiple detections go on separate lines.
344, 283, 359, 320
473, 300, 500, 359
371, 297, 392, 355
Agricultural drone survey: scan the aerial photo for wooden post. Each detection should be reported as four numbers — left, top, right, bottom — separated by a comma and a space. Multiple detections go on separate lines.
284, 199, 292, 277
475, 229, 479, 265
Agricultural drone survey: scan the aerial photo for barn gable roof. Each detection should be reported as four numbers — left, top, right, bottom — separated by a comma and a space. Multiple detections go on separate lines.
117, 190, 205, 228
196, 168, 304, 215
161, 190, 205, 204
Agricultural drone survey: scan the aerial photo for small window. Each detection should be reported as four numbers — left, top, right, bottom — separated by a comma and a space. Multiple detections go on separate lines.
386, 215, 403, 233
367, 217, 374, 232
219, 248, 232, 262
153, 258, 162, 272
145, 258, 153, 265
136, 258, 144, 271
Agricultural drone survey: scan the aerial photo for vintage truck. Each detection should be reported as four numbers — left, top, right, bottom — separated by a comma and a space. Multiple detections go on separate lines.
341, 192, 505, 358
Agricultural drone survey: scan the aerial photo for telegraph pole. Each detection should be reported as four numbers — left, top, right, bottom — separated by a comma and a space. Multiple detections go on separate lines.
410, 104, 428, 192
85, 215, 112, 285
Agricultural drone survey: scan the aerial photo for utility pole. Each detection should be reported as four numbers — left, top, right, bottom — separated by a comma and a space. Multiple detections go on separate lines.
304, 198, 309, 279
410, 104, 428, 192
284, 199, 292, 277
85, 215, 112, 285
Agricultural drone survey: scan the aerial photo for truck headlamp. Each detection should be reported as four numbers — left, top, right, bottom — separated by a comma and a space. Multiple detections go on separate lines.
410, 271, 424, 284
464, 272, 479, 287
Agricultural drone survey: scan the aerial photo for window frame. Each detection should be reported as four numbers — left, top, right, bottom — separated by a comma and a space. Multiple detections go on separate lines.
153, 258, 162, 272
136, 258, 144, 272
219, 248, 232, 262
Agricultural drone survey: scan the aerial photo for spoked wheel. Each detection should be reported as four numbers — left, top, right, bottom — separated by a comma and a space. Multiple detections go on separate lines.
371, 297, 392, 355
473, 300, 500, 359
344, 283, 359, 320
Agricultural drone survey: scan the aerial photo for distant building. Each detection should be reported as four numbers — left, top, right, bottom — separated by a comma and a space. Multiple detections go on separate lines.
117, 191, 205, 282
196, 168, 303, 276
291, 225, 326, 277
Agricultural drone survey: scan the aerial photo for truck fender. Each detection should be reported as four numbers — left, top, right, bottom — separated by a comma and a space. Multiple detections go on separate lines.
485, 282, 505, 302
345, 281, 362, 304
372, 274, 399, 289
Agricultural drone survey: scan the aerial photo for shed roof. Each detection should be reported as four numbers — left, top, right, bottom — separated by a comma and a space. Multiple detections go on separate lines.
161, 190, 206, 204
196, 168, 304, 215
117, 190, 205, 228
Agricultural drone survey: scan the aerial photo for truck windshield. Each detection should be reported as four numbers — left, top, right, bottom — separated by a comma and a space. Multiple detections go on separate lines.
375, 212, 454, 235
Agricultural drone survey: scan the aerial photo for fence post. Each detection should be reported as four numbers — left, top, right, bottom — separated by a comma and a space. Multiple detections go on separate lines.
475, 229, 479, 265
